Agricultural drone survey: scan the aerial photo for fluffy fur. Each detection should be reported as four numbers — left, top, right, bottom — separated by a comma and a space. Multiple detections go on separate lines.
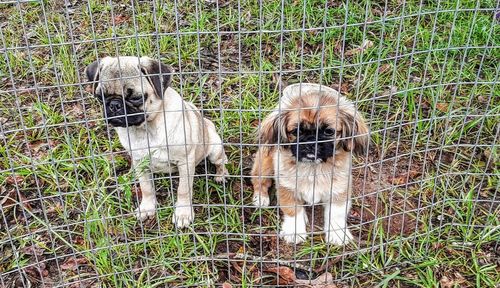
251, 83, 369, 245
86, 56, 228, 227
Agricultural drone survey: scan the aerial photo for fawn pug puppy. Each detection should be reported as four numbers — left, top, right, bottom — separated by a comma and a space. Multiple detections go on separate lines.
251, 83, 369, 244
86, 56, 228, 227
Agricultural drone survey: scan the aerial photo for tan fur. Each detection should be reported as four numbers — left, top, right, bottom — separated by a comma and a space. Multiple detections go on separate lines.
278, 186, 303, 217
250, 148, 274, 204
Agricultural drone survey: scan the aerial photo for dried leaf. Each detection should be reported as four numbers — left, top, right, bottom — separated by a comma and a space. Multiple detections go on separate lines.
46, 201, 63, 214
382, 86, 398, 97
439, 275, 454, 288
72, 236, 86, 246
296, 272, 336, 287
331, 82, 349, 94
132, 185, 142, 198
0, 188, 16, 208
222, 282, 233, 288
114, 14, 129, 25
6, 174, 24, 185
436, 102, 449, 113
18, 192, 33, 211
21, 245, 44, 256
378, 64, 391, 74
0, 187, 32, 211
389, 170, 421, 185
61, 257, 88, 271
25, 262, 48, 278
477, 95, 488, 104
69, 103, 84, 118
345, 40, 374, 56
334, 40, 342, 54
265, 266, 296, 285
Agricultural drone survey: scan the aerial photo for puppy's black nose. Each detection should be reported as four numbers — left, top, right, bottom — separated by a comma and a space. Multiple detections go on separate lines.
108, 99, 122, 113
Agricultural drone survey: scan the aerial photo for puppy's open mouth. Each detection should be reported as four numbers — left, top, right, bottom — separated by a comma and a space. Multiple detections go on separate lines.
300, 155, 323, 164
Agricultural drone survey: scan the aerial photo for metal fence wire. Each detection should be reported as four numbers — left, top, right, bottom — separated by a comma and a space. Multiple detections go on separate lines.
0, 0, 499, 287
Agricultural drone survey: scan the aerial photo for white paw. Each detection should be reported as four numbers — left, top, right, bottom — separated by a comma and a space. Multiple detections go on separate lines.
252, 194, 270, 207
135, 199, 157, 220
172, 204, 194, 228
280, 229, 308, 244
325, 228, 353, 245
280, 212, 308, 244
214, 160, 228, 183
214, 170, 227, 183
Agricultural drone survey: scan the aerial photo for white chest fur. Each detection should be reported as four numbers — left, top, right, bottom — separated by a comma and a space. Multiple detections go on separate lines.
113, 88, 203, 173
273, 149, 351, 204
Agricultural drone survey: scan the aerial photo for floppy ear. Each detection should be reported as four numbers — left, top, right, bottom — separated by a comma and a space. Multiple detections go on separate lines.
85, 60, 100, 93
139, 59, 172, 99
259, 111, 288, 146
338, 109, 369, 156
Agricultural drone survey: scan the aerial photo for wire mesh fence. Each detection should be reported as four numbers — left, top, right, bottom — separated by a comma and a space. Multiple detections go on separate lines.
0, 0, 499, 287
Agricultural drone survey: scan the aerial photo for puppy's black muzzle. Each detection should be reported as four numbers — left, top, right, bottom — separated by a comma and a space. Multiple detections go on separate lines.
290, 134, 335, 163
104, 98, 145, 127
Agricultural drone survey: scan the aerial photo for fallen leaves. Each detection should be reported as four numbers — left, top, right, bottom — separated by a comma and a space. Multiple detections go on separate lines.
113, 14, 130, 25
0, 186, 32, 211
439, 272, 466, 288
296, 272, 337, 287
436, 102, 449, 113
25, 262, 49, 279
27, 139, 59, 158
264, 266, 296, 285
6, 174, 24, 185
215, 252, 338, 286
61, 257, 88, 271
389, 170, 421, 185
378, 63, 392, 74
264, 266, 336, 287
21, 245, 45, 256
331, 82, 350, 94
132, 184, 142, 198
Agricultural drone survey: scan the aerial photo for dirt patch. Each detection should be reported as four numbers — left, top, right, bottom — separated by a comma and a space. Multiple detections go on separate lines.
349, 146, 426, 238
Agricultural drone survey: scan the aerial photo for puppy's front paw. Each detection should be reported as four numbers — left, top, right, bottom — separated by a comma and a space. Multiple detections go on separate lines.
135, 199, 157, 220
252, 194, 270, 207
214, 175, 226, 183
325, 228, 353, 245
280, 214, 307, 244
172, 205, 194, 228
214, 168, 228, 183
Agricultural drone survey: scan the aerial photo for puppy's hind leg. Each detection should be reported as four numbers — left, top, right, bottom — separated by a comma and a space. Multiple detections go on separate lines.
250, 148, 273, 207
205, 120, 228, 183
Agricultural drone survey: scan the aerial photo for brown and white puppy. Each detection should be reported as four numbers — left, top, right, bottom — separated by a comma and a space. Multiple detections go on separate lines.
86, 56, 228, 227
251, 83, 369, 245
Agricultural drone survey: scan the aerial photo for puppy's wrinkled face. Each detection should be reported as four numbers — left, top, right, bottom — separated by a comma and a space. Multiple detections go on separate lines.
260, 90, 368, 163
85, 56, 172, 128
286, 121, 338, 163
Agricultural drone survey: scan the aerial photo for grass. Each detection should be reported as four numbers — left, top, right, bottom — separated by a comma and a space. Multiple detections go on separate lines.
0, 0, 499, 287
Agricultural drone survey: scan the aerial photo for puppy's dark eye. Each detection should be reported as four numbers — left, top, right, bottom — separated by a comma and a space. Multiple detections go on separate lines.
129, 94, 145, 103
324, 128, 336, 136
289, 127, 299, 136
